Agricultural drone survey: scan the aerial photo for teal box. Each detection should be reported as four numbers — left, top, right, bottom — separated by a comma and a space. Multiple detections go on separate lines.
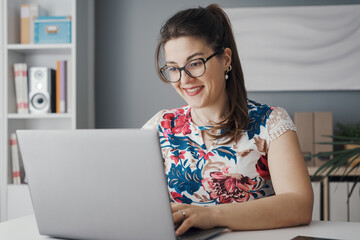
34, 16, 71, 44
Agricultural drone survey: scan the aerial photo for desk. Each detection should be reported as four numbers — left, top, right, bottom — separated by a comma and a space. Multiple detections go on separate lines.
0, 215, 359, 240
308, 166, 360, 221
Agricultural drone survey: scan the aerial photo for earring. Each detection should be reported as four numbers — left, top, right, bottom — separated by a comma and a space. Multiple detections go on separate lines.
225, 65, 232, 80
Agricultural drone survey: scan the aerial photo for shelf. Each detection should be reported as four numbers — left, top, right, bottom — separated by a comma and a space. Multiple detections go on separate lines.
7, 44, 72, 54
1, 0, 94, 222
7, 184, 28, 187
7, 113, 73, 119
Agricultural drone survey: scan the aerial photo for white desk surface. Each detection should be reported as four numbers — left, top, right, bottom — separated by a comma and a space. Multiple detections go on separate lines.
0, 215, 359, 240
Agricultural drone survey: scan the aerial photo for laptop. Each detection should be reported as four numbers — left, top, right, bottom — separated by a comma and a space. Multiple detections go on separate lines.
17, 129, 226, 240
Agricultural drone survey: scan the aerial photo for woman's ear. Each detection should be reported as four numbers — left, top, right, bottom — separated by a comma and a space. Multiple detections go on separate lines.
223, 47, 232, 70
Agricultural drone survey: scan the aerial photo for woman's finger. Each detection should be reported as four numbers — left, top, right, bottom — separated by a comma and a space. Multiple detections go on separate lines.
173, 209, 186, 224
175, 218, 193, 237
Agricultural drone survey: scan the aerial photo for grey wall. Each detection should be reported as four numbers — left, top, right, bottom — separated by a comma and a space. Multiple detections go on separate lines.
95, 0, 360, 129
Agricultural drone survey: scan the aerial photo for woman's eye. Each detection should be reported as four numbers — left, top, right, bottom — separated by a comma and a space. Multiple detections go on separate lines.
167, 66, 177, 72
189, 60, 202, 68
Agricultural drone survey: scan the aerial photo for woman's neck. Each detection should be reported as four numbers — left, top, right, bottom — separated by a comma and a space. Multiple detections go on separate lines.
191, 100, 229, 126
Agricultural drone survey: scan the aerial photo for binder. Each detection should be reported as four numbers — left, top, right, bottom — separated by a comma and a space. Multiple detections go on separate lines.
20, 4, 41, 44
56, 60, 67, 113
10, 133, 21, 184
20, 4, 30, 44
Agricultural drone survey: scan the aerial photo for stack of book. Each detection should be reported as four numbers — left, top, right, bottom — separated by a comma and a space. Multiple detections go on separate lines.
13, 61, 67, 114
13, 63, 29, 114
56, 60, 67, 113
9, 133, 25, 184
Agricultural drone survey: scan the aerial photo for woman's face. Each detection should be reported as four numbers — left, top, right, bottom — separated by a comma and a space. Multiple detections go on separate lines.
163, 36, 231, 110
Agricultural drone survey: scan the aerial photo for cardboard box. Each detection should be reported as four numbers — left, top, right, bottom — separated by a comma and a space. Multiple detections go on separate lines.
314, 112, 333, 166
34, 16, 71, 44
294, 112, 315, 166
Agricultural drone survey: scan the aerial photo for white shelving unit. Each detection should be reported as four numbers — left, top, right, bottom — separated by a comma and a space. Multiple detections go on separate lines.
0, 0, 94, 221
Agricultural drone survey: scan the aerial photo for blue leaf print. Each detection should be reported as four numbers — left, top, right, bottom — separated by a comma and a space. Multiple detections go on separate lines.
167, 163, 202, 195
246, 100, 273, 140
212, 146, 237, 163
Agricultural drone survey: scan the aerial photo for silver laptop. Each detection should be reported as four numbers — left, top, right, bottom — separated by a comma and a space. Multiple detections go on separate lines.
17, 129, 225, 240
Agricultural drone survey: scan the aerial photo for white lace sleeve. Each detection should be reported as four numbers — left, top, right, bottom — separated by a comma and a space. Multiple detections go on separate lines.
267, 107, 296, 142
141, 110, 165, 130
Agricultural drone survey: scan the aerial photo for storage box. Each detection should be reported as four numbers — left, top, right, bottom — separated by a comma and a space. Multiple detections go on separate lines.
314, 112, 333, 166
293, 112, 333, 166
294, 112, 315, 166
34, 16, 71, 44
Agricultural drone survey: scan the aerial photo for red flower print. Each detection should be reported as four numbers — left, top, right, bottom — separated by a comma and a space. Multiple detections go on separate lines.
160, 113, 175, 129
175, 109, 185, 115
199, 150, 214, 161
164, 113, 175, 120
170, 150, 185, 165
171, 192, 183, 203
172, 115, 191, 135
256, 155, 270, 180
202, 172, 256, 204
170, 191, 192, 204
163, 129, 171, 138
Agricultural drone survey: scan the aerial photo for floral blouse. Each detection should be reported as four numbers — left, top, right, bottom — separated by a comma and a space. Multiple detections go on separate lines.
142, 100, 296, 206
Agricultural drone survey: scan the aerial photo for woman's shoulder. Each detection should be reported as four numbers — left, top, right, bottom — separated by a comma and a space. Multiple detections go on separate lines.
247, 99, 291, 120
247, 99, 296, 141
141, 105, 190, 129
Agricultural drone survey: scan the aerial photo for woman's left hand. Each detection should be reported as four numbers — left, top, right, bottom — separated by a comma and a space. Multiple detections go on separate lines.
171, 203, 218, 236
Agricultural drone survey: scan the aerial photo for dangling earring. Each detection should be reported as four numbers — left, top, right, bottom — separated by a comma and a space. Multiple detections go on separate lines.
225, 65, 232, 80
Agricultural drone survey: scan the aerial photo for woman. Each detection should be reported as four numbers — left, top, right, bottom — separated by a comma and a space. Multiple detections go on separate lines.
143, 4, 313, 237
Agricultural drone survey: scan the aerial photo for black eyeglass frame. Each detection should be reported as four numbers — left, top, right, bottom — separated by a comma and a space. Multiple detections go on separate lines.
159, 47, 225, 83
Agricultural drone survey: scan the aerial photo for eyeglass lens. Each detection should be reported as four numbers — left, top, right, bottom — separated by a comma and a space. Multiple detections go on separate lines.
162, 58, 205, 83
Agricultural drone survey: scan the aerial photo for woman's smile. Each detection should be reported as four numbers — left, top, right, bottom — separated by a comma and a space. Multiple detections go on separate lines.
183, 86, 204, 96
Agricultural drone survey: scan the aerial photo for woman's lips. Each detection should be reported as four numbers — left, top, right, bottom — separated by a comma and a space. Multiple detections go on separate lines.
184, 86, 204, 96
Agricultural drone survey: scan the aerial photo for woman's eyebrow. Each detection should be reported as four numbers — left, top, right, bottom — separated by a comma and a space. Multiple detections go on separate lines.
166, 52, 205, 65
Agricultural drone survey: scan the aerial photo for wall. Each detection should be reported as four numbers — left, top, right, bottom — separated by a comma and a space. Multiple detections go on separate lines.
95, 0, 360, 129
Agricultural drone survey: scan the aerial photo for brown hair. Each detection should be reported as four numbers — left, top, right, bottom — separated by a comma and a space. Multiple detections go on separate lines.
155, 4, 249, 143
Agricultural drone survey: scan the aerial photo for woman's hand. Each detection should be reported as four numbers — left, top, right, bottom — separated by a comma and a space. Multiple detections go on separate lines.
171, 203, 219, 236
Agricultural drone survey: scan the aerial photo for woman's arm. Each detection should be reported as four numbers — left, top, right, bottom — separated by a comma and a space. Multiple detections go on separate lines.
173, 130, 313, 236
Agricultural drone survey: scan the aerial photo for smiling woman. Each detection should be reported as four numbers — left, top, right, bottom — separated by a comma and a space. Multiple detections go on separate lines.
143, 4, 313, 237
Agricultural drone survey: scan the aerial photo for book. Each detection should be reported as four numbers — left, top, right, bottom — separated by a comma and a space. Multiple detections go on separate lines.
13, 63, 29, 114
60, 61, 67, 113
56, 60, 67, 113
20, 4, 30, 44
21, 4, 41, 44
10, 133, 21, 184
29, 4, 40, 44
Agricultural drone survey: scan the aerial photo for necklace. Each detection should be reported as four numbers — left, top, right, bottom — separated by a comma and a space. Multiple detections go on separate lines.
192, 108, 211, 127
192, 108, 220, 148
192, 108, 225, 127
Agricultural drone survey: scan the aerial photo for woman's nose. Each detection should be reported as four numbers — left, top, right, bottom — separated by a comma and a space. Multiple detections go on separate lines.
179, 70, 194, 84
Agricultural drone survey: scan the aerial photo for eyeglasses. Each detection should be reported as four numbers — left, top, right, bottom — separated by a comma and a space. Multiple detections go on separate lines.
159, 48, 224, 83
